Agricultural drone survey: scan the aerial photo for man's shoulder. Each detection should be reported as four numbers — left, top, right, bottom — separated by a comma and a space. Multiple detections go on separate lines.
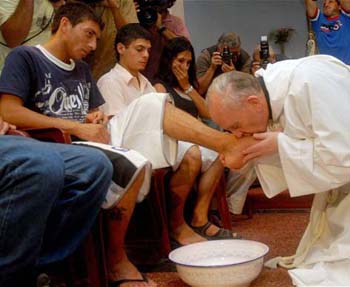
9, 45, 38, 55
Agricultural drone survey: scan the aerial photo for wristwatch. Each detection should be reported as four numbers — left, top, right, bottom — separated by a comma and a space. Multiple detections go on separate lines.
184, 85, 194, 95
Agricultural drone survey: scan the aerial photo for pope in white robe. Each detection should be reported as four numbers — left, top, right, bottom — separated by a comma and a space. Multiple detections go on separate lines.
207, 54, 350, 286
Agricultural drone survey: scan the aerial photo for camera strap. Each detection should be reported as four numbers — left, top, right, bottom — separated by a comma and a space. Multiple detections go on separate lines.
0, 11, 54, 48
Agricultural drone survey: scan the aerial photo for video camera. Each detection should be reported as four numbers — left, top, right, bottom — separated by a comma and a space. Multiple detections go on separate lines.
259, 35, 269, 69
137, 0, 168, 27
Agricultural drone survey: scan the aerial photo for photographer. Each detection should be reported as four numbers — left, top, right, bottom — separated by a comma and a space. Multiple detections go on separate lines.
196, 32, 251, 95
0, 0, 65, 75
250, 43, 277, 75
80, 0, 139, 79
305, 0, 350, 64
136, 0, 186, 80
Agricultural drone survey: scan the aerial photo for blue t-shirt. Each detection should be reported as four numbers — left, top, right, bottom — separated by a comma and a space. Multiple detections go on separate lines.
311, 9, 350, 64
0, 45, 104, 123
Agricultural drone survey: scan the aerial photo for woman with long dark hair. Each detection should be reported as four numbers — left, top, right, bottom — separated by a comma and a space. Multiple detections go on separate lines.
154, 37, 239, 241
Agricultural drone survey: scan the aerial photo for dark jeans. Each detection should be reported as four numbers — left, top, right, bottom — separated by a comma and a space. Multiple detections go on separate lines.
0, 136, 113, 286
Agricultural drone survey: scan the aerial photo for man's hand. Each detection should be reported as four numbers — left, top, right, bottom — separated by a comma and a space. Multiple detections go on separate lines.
242, 132, 280, 162
250, 61, 261, 75
221, 59, 236, 73
210, 51, 223, 69
74, 123, 110, 144
0, 117, 16, 135
86, 110, 109, 125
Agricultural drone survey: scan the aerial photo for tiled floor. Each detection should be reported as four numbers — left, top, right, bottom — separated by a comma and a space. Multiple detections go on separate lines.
145, 211, 310, 287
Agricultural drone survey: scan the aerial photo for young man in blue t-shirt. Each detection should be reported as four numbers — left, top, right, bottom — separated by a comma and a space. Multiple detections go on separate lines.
305, 0, 350, 64
0, 3, 157, 287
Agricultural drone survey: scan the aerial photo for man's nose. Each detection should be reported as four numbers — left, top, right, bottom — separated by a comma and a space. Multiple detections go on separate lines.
89, 39, 97, 51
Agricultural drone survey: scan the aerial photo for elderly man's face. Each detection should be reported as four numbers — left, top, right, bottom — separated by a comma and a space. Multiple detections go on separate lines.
323, 0, 340, 17
208, 91, 269, 138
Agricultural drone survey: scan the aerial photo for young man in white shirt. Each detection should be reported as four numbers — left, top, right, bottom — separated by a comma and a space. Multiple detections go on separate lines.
98, 23, 240, 246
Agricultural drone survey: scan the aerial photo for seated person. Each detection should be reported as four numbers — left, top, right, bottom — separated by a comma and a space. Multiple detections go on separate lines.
196, 32, 252, 95
0, 4, 155, 287
154, 36, 237, 240
0, 117, 112, 286
98, 25, 237, 243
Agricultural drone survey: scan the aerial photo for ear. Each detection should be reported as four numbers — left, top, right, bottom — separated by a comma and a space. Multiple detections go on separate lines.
116, 43, 126, 56
219, 153, 226, 167
246, 95, 264, 111
59, 17, 71, 34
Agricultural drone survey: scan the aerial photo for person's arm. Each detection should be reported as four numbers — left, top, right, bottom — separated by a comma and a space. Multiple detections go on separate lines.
197, 50, 221, 95
341, 0, 350, 13
0, 94, 110, 143
163, 102, 258, 169
304, 0, 318, 18
156, 13, 177, 40
0, 0, 34, 48
102, 0, 127, 28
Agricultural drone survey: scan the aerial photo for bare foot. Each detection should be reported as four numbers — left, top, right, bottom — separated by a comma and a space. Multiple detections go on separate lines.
109, 257, 157, 287
171, 223, 206, 245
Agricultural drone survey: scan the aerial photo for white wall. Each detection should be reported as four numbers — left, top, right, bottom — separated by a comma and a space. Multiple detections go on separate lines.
183, 0, 309, 59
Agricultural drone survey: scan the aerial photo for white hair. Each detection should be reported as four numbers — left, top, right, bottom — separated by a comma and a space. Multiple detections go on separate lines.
207, 71, 262, 107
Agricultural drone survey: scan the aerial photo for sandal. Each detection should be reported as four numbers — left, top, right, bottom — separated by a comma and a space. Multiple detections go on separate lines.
109, 273, 149, 287
191, 222, 242, 240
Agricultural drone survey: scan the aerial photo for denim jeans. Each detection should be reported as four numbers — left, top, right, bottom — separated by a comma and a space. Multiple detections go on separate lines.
0, 136, 113, 286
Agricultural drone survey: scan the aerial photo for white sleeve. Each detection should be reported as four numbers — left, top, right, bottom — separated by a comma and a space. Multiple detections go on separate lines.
277, 62, 350, 196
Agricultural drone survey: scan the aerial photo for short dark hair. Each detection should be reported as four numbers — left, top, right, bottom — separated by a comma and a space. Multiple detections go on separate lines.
51, 2, 104, 34
114, 23, 152, 61
157, 36, 198, 89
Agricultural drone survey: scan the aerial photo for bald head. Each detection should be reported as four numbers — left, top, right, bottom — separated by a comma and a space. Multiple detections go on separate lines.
207, 71, 269, 135
207, 71, 262, 108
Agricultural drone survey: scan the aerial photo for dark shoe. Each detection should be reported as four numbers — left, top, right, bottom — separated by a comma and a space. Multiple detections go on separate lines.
191, 222, 242, 240
37, 274, 50, 287
170, 237, 183, 250
36, 273, 67, 287
109, 273, 149, 287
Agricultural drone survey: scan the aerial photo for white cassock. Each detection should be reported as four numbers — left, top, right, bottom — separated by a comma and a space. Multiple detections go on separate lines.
254, 55, 350, 286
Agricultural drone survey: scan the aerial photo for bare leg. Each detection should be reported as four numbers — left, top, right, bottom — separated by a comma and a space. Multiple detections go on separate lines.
169, 146, 206, 245
106, 168, 157, 287
163, 102, 258, 169
191, 158, 225, 236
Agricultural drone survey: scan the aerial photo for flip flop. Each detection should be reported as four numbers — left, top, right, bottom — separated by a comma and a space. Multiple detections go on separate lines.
191, 222, 242, 240
109, 273, 149, 287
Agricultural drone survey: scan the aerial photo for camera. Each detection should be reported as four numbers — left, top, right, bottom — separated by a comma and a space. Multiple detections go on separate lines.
220, 46, 235, 65
260, 35, 269, 69
137, 0, 167, 27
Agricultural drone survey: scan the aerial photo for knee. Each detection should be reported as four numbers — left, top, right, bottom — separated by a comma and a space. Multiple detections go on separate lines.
182, 146, 202, 176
